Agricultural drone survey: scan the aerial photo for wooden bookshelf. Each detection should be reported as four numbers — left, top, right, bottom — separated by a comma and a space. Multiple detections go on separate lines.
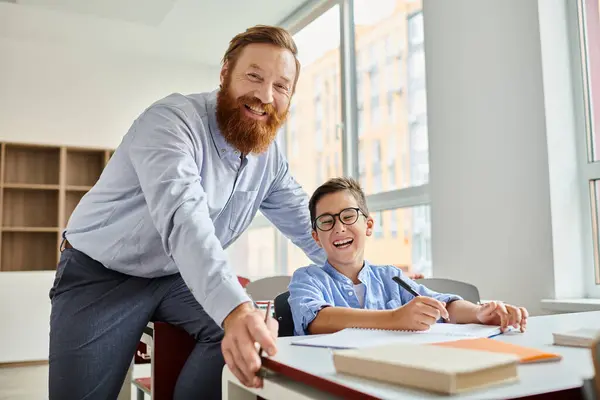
0, 142, 114, 272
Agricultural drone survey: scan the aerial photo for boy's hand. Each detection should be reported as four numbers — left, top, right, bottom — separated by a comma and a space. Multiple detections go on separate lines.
391, 297, 449, 331
476, 301, 528, 332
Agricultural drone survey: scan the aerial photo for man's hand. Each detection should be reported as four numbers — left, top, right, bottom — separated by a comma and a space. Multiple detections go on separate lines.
221, 302, 278, 388
476, 301, 528, 332
390, 297, 449, 331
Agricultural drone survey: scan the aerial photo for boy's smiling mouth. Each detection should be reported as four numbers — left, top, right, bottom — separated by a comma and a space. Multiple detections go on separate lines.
333, 238, 354, 249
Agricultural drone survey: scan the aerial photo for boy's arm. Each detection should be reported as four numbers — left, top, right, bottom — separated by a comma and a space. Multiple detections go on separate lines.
288, 268, 392, 334
447, 300, 529, 332
308, 307, 393, 334
445, 300, 481, 324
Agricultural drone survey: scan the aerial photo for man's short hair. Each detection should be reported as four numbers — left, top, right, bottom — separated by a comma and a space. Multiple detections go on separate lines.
309, 177, 370, 228
222, 25, 301, 93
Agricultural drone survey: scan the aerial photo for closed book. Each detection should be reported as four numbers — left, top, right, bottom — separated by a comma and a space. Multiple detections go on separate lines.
332, 343, 519, 394
552, 328, 600, 348
431, 338, 562, 363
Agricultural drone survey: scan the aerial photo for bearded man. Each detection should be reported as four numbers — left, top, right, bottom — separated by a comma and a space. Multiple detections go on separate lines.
48, 25, 326, 400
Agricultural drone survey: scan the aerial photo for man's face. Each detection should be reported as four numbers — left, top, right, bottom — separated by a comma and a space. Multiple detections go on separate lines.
216, 43, 297, 154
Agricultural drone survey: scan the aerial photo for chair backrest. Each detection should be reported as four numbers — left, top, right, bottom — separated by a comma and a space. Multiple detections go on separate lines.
237, 275, 251, 288
414, 278, 481, 304
274, 291, 295, 337
245, 275, 291, 301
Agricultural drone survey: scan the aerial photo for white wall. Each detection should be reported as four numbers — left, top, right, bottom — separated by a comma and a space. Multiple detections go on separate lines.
0, 37, 219, 148
424, 0, 581, 316
0, 33, 218, 362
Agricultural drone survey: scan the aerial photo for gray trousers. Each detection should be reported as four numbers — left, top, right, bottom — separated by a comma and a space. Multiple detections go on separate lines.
48, 248, 225, 400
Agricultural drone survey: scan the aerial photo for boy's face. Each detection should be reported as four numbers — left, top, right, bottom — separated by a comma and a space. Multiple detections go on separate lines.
312, 190, 374, 270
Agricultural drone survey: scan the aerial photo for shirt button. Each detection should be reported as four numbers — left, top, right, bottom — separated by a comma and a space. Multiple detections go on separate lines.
348, 291, 353, 296
221, 148, 226, 153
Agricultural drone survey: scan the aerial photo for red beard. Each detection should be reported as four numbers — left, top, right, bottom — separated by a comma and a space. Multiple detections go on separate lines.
216, 81, 289, 155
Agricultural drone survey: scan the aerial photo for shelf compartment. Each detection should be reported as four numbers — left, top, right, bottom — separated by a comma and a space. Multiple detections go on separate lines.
4, 144, 60, 185
1, 231, 58, 271
2, 188, 59, 228
66, 150, 104, 187
64, 191, 85, 227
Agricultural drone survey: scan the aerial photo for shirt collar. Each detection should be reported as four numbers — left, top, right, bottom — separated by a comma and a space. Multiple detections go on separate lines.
206, 89, 241, 160
323, 260, 372, 285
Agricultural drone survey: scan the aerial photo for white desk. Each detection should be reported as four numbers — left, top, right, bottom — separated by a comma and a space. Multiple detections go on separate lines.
223, 311, 600, 399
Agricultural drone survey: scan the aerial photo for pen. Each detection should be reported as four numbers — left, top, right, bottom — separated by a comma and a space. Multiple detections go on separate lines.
392, 275, 448, 321
392, 275, 421, 297
257, 301, 271, 357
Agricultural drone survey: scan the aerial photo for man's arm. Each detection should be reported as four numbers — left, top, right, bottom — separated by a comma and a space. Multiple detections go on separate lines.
260, 147, 326, 265
129, 102, 278, 388
128, 103, 250, 326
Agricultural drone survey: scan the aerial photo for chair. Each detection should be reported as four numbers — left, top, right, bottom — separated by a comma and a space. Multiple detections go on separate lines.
414, 278, 481, 304
245, 275, 291, 301
274, 291, 295, 337
132, 322, 196, 400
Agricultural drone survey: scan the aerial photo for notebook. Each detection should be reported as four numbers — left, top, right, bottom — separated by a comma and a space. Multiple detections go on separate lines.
292, 323, 511, 349
332, 342, 519, 394
552, 328, 600, 348
431, 338, 562, 363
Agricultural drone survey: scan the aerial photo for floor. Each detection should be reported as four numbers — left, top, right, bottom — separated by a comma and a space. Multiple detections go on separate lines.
0, 363, 151, 400
0, 365, 48, 400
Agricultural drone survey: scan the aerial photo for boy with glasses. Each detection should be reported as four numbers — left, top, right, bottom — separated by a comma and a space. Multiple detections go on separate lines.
288, 177, 528, 336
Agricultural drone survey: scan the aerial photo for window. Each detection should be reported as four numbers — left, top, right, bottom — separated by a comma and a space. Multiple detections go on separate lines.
371, 95, 381, 126
355, 0, 428, 196
358, 106, 365, 137
225, 226, 277, 280
390, 210, 398, 238
388, 163, 397, 190
359, 142, 367, 188
408, 11, 424, 47
365, 206, 432, 277
287, 105, 299, 158
285, 5, 342, 270
238, 1, 430, 280
374, 211, 384, 238
372, 140, 382, 192
576, 0, 600, 292
315, 96, 323, 151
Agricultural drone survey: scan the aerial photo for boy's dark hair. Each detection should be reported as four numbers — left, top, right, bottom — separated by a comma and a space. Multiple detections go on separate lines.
309, 177, 370, 227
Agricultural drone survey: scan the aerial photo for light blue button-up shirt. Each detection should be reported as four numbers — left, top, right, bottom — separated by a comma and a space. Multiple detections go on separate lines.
65, 90, 326, 326
288, 261, 463, 336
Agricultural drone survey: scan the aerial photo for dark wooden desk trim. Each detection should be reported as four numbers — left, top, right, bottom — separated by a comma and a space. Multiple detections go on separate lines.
261, 356, 379, 399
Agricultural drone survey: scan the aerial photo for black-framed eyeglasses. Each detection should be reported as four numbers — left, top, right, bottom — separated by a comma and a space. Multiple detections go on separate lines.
313, 207, 365, 232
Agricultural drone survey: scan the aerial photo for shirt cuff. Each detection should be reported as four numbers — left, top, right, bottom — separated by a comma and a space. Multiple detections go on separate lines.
300, 302, 330, 335
204, 276, 252, 327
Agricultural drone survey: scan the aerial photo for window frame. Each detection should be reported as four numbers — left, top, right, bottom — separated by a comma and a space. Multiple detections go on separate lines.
571, 0, 600, 296
248, 0, 431, 277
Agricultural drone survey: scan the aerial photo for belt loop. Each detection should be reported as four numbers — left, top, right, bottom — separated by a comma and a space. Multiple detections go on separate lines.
59, 231, 66, 252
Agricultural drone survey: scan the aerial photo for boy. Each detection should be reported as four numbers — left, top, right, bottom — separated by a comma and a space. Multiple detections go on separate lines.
288, 177, 528, 336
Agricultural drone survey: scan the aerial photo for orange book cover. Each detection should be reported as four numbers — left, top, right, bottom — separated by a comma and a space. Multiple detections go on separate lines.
431, 338, 562, 364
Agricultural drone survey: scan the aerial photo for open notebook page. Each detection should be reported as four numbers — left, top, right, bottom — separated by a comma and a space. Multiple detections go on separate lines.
291, 323, 507, 349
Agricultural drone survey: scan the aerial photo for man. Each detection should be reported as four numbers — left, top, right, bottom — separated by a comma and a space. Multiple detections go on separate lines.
48, 25, 325, 399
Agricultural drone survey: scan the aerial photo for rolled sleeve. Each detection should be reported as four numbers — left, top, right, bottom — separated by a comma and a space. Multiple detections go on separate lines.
288, 268, 331, 336
128, 104, 251, 326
